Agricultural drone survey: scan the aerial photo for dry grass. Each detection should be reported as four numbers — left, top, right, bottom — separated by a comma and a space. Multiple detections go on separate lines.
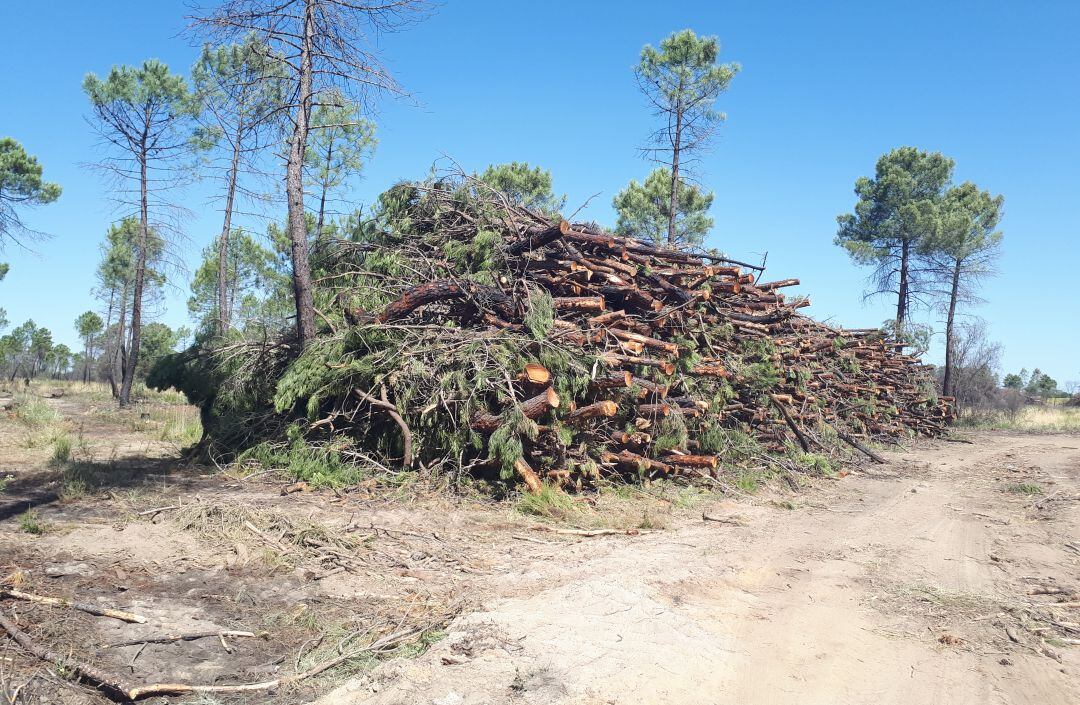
40, 379, 189, 405
168, 500, 366, 574
961, 405, 1080, 433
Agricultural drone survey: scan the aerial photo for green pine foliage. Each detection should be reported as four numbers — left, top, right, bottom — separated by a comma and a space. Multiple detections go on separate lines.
0, 137, 61, 242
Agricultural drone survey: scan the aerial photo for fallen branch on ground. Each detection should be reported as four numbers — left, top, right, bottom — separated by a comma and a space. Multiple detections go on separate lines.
530, 526, 652, 537
0, 611, 426, 700
0, 589, 146, 624
106, 630, 258, 649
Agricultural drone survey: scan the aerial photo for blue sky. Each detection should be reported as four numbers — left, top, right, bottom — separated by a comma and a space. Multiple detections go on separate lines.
1, 1, 1078, 386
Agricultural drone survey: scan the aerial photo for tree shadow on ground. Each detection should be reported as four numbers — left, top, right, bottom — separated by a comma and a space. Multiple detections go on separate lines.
0, 456, 209, 522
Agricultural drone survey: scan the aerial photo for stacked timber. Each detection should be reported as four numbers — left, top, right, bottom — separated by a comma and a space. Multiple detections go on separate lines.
328, 185, 953, 490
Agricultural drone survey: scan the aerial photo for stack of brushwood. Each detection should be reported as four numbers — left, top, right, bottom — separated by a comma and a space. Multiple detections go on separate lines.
194, 176, 953, 491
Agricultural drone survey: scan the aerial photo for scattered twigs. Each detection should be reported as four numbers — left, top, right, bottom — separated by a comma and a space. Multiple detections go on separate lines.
1, 612, 138, 699
0, 589, 146, 624
137, 505, 179, 517
0, 610, 430, 701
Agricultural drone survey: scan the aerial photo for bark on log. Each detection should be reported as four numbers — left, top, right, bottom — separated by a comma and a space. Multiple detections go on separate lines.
590, 372, 633, 390
758, 278, 800, 291
690, 364, 730, 378
471, 387, 560, 432
662, 453, 719, 469
603, 449, 674, 474
553, 296, 605, 312
600, 352, 676, 375
507, 219, 570, 255
565, 400, 619, 425
608, 329, 680, 356
631, 377, 668, 398
376, 280, 467, 323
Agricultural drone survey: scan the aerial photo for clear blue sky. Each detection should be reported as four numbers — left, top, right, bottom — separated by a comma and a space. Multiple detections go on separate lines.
1, 1, 1078, 386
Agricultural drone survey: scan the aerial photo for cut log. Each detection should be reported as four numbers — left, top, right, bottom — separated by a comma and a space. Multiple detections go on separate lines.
758, 278, 800, 291
600, 352, 676, 375
631, 377, 668, 398
662, 453, 719, 469
690, 364, 730, 378
553, 296, 605, 312
590, 372, 633, 390
608, 329, 680, 356
603, 449, 674, 475
514, 458, 544, 494
517, 363, 551, 385
564, 400, 619, 425
588, 310, 626, 326
507, 219, 570, 255
471, 387, 560, 432
377, 280, 467, 323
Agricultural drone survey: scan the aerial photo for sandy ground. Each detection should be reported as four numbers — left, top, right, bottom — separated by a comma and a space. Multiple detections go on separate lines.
1, 389, 1078, 704
320, 433, 1080, 705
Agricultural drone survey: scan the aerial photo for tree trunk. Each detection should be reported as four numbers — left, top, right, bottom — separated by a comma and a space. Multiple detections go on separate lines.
666, 87, 684, 247
942, 258, 962, 397
119, 141, 150, 408
895, 238, 911, 336
315, 139, 332, 243
101, 285, 117, 394
111, 280, 128, 400
217, 124, 243, 337
285, 0, 318, 347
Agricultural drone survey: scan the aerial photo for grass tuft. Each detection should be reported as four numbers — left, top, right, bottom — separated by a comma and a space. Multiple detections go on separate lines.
18, 509, 47, 535
51, 431, 72, 465
516, 483, 577, 519
1004, 482, 1042, 495
12, 394, 60, 426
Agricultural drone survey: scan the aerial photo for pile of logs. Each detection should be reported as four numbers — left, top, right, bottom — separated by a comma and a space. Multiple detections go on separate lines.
346, 203, 954, 490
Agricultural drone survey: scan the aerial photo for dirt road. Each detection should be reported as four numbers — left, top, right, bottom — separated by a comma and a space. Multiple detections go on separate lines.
321, 432, 1080, 705
2, 390, 1078, 704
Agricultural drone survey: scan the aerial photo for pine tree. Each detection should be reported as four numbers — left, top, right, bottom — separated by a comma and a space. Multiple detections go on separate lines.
835, 147, 954, 336
635, 30, 738, 245
84, 60, 192, 406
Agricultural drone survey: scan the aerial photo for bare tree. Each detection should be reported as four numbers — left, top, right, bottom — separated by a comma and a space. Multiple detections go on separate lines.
191, 0, 429, 347
945, 319, 1002, 412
